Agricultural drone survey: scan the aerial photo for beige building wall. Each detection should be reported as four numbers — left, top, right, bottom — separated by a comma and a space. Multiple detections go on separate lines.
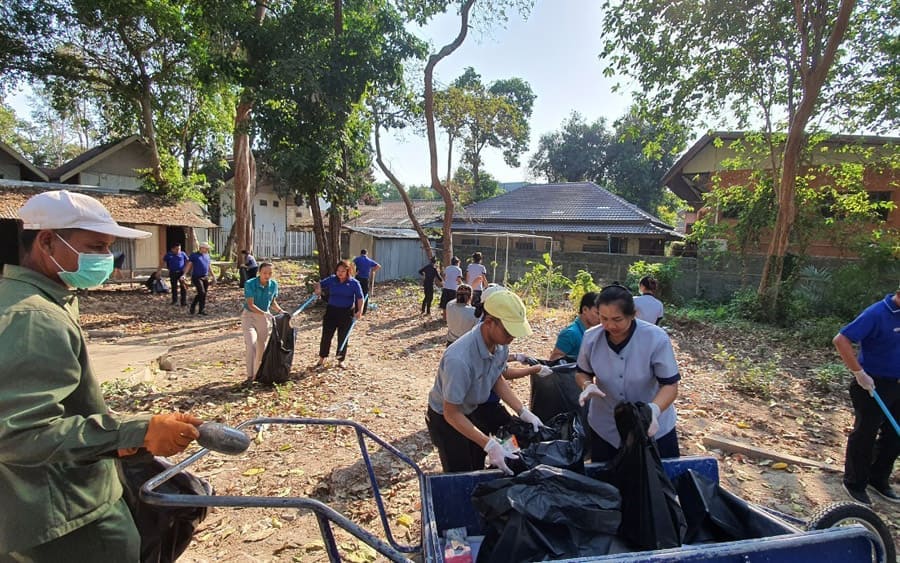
131, 225, 162, 270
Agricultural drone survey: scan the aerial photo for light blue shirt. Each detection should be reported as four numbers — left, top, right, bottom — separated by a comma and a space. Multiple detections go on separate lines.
243, 277, 278, 312
428, 326, 508, 415
577, 320, 680, 448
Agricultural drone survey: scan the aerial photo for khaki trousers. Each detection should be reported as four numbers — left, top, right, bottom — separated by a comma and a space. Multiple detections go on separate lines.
241, 309, 271, 379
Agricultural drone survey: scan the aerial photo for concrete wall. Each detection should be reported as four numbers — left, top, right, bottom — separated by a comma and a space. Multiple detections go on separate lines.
0, 152, 21, 179
450, 243, 899, 302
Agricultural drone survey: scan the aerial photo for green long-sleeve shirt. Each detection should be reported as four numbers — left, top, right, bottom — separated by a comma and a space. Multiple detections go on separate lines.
0, 265, 150, 553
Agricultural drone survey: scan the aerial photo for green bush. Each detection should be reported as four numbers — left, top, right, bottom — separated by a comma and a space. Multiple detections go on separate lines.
568, 270, 600, 311
809, 362, 848, 393
727, 288, 764, 321
511, 253, 572, 309
792, 316, 845, 348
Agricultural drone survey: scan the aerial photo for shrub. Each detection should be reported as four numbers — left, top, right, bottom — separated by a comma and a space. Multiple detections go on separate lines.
511, 253, 572, 309
809, 363, 848, 393
728, 288, 764, 321
792, 316, 845, 348
713, 344, 780, 398
568, 269, 600, 311
625, 258, 682, 302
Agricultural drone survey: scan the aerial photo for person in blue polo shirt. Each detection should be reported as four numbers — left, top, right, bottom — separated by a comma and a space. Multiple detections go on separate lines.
183, 242, 213, 315
159, 242, 189, 306
242, 262, 285, 383
314, 260, 364, 369
834, 283, 900, 506
353, 249, 380, 315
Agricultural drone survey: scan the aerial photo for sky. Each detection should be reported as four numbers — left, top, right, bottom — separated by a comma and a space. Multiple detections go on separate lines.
378, 0, 634, 186
6, 1, 636, 186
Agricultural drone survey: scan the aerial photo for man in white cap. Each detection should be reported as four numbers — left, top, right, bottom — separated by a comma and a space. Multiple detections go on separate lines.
0, 190, 203, 560
426, 288, 547, 475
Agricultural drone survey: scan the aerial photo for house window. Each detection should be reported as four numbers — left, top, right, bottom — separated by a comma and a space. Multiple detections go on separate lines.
259, 199, 268, 206
586, 235, 606, 241
639, 238, 666, 256
461, 238, 480, 246
584, 237, 627, 253
870, 191, 893, 221
272, 200, 280, 208
514, 239, 535, 250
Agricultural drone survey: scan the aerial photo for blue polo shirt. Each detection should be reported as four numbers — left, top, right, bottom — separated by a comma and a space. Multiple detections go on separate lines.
320, 275, 363, 308
840, 294, 900, 379
353, 255, 379, 279
555, 316, 587, 361
244, 277, 278, 312
188, 252, 211, 277
163, 251, 188, 272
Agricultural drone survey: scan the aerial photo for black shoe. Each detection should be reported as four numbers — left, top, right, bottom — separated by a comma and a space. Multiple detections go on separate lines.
180, 302, 187, 307
189, 309, 195, 315
868, 482, 900, 504
199, 311, 208, 315
842, 482, 873, 505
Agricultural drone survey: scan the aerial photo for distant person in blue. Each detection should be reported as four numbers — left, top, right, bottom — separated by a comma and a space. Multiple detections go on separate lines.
548, 291, 600, 362
159, 242, 188, 306
353, 249, 380, 314
183, 241, 213, 315
314, 260, 364, 369
242, 262, 285, 383
834, 283, 900, 506
419, 256, 443, 316
239, 249, 259, 289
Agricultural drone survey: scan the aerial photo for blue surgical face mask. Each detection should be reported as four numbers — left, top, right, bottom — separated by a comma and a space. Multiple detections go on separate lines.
49, 233, 114, 288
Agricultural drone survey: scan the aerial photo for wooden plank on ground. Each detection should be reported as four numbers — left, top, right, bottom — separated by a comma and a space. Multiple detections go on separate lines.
702, 435, 841, 472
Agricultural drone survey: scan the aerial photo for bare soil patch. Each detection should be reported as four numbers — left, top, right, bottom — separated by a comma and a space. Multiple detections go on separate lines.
84, 268, 899, 561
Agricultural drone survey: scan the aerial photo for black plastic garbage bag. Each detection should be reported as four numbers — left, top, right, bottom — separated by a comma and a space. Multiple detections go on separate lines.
255, 313, 295, 384
529, 360, 588, 423
607, 401, 686, 551
674, 469, 759, 543
118, 453, 212, 563
496, 413, 586, 474
472, 465, 622, 563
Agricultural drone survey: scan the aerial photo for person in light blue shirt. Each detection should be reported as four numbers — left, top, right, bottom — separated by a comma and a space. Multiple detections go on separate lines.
242, 262, 285, 382
353, 249, 380, 314
834, 285, 900, 505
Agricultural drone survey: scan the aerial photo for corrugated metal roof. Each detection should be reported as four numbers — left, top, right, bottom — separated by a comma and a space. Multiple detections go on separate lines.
448, 221, 682, 237
0, 182, 216, 228
346, 226, 427, 239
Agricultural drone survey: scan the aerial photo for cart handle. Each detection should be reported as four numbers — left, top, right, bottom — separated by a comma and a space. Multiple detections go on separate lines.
141, 417, 425, 561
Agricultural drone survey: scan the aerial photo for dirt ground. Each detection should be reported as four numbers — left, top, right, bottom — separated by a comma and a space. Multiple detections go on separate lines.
81, 266, 899, 562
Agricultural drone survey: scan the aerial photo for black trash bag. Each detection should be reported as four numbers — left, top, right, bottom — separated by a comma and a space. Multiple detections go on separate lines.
496, 413, 586, 474
529, 360, 588, 424
118, 453, 212, 563
472, 465, 622, 563
255, 313, 295, 384
607, 401, 686, 551
674, 469, 758, 543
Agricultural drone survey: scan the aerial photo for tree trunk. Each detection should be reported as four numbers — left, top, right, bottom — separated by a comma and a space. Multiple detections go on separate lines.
374, 121, 434, 259
138, 75, 165, 187
309, 193, 333, 275
757, 0, 855, 318
424, 0, 475, 265
233, 98, 254, 265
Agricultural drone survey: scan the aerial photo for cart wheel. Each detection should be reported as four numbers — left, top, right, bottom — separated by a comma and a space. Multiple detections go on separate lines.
808, 501, 895, 563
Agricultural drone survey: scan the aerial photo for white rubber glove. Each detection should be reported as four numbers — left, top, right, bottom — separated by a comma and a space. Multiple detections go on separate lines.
578, 383, 605, 406
514, 353, 538, 365
535, 365, 554, 378
264, 311, 274, 323
853, 369, 875, 393
518, 407, 544, 432
647, 402, 660, 437
484, 437, 516, 475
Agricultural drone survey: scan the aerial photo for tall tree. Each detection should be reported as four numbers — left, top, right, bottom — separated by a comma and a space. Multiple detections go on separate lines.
599, 0, 898, 317
528, 111, 609, 183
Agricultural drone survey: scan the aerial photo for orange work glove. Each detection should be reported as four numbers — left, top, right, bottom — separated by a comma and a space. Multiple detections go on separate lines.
143, 412, 203, 456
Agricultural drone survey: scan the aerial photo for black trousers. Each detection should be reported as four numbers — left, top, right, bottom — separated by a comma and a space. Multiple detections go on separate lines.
426, 402, 512, 473
422, 284, 435, 314
169, 270, 186, 304
844, 378, 900, 489
190, 276, 209, 313
356, 275, 370, 314
439, 288, 457, 309
588, 425, 681, 462
471, 289, 483, 309
319, 305, 354, 360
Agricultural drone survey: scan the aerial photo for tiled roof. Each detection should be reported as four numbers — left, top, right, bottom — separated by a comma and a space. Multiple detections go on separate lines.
454, 182, 669, 224
450, 221, 682, 237
423, 182, 680, 239
346, 200, 444, 229
0, 183, 216, 228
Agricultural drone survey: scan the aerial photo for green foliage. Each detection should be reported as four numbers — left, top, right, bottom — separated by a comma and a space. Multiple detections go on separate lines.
568, 270, 600, 312
791, 316, 845, 349
510, 253, 572, 309
376, 181, 440, 202
625, 258, 681, 301
713, 344, 780, 398
727, 288, 766, 322
672, 301, 732, 322
139, 151, 206, 202
809, 363, 848, 393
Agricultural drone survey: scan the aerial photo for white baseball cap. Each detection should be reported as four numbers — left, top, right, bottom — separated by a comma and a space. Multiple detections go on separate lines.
199, 241, 211, 249
19, 190, 151, 239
